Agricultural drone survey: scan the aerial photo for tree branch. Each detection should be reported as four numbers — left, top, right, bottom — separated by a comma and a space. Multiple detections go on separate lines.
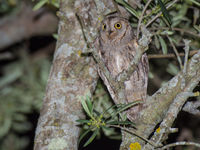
120, 50, 200, 149
0, 2, 58, 50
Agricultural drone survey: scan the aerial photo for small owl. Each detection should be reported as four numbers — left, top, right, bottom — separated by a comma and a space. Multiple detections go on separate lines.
95, 13, 149, 121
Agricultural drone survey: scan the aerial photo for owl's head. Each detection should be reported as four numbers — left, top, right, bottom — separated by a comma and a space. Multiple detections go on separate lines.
99, 15, 133, 45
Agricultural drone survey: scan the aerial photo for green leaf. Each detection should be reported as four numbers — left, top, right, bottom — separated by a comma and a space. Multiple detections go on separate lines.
154, 35, 160, 50
52, 33, 58, 40
115, 0, 139, 18
51, 0, 59, 8
188, 0, 200, 7
157, 0, 172, 25
160, 30, 174, 35
101, 104, 119, 116
86, 95, 93, 114
12, 122, 31, 132
107, 120, 135, 126
76, 119, 90, 124
111, 100, 142, 118
194, 25, 200, 32
0, 117, 12, 137
33, 0, 48, 11
166, 63, 179, 75
83, 129, 99, 147
81, 98, 92, 118
0, 67, 22, 88
93, 109, 101, 116
78, 129, 91, 145
158, 36, 168, 54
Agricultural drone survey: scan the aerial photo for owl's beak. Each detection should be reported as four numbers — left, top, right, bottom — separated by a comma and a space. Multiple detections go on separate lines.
108, 30, 113, 35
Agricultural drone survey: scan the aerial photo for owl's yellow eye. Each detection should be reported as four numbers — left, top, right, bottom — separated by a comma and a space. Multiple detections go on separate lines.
102, 23, 106, 30
114, 23, 122, 29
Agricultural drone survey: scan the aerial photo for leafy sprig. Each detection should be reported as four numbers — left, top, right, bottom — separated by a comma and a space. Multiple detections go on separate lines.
77, 96, 141, 147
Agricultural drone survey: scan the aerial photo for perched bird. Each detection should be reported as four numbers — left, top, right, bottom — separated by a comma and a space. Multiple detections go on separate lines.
95, 13, 149, 121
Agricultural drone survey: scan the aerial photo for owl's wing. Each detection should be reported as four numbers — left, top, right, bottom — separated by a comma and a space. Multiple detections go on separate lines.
94, 37, 119, 104
125, 52, 149, 121
125, 53, 149, 103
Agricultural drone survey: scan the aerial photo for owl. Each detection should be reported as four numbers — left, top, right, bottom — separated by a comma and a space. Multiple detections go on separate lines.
95, 13, 149, 121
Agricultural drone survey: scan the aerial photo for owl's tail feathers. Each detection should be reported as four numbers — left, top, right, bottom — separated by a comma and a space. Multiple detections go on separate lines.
127, 103, 144, 122
125, 91, 147, 121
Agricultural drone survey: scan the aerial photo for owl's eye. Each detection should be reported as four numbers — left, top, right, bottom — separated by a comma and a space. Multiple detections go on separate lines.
114, 23, 122, 29
102, 23, 106, 30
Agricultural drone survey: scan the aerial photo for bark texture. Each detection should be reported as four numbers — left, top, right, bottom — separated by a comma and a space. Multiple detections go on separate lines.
120, 50, 200, 150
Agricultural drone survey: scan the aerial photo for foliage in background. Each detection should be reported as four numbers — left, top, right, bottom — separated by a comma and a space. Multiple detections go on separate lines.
0, 50, 51, 150
32, 0, 59, 10
0, 0, 18, 14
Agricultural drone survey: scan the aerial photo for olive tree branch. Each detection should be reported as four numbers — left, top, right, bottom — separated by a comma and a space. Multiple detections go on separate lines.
107, 124, 158, 147
159, 141, 200, 150
136, 0, 153, 39
120, 50, 200, 149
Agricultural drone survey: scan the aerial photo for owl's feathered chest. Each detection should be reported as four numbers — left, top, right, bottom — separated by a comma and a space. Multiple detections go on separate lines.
101, 45, 135, 77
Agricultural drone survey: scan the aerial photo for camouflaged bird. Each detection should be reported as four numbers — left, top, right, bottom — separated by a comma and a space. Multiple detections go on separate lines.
95, 13, 149, 121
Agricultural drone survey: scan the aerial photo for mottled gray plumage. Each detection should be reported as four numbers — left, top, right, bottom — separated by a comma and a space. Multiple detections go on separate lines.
95, 14, 149, 121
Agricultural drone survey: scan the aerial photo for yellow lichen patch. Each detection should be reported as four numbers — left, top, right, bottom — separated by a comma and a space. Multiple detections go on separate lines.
156, 127, 161, 134
194, 91, 200, 97
77, 50, 82, 57
98, 16, 103, 22
129, 142, 141, 150
54, 122, 60, 127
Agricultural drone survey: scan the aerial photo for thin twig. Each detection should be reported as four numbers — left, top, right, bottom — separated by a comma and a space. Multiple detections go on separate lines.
137, 0, 153, 39
183, 39, 191, 74
107, 124, 158, 147
151, 26, 200, 38
145, 0, 179, 27
160, 141, 200, 150
167, 35, 183, 69
148, 50, 199, 59
183, 100, 200, 115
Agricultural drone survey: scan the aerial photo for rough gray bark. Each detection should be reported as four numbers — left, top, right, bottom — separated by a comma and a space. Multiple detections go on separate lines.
34, 0, 200, 150
120, 50, 200, 150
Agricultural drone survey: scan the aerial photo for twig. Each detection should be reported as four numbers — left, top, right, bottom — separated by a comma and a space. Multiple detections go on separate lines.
167, 35, 183, 69
151, 27, 200, 38
107, 124, 158, 147
145, 0, 179, 27
0, 52, 14, 60
142, 51, 200, 150
183, 39, 191, 74
160, 141, 200, 150
156, 80, 200, 142
0, 4, 58, 50
148, 50, 199, 59
183, 100, 200, 115
136, 0, 153, 39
